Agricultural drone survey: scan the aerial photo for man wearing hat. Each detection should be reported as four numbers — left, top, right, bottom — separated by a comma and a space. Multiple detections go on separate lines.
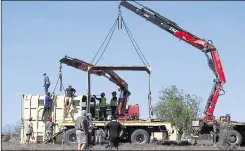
75, 110, 88, 150
64, 85, 76, 121
25, 117, 33, 144
110, 91, 118, 117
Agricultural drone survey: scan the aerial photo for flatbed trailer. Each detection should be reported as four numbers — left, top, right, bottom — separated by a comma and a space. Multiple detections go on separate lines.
20, 94, 177, 145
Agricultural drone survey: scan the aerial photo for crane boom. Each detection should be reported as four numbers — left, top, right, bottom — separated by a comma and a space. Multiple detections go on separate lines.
120, 0, 226, 120
60, 56, 131, 119
60, 56, 128, 89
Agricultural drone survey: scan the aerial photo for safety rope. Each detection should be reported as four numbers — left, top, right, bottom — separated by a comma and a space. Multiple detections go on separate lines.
90, 5, 150, 67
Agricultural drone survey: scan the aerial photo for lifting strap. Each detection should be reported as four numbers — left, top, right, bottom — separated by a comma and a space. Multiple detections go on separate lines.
90, 5, 150, 67
52, 63, 65, 94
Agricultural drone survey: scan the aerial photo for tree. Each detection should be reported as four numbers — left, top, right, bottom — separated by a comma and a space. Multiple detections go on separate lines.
153, 85, 202, 140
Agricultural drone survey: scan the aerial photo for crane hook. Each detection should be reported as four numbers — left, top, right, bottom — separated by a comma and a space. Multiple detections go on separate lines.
118, 5, 123, 30
59, 63, 63, 92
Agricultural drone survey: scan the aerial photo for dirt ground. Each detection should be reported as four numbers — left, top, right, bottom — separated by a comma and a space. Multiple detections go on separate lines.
2, 138, 245, 150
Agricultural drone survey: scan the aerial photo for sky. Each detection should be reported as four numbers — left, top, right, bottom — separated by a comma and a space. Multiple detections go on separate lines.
2, 1, 245, 126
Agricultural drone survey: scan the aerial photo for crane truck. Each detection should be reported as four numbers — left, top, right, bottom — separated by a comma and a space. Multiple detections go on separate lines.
119, 0, 245, 146
20, 56, 177, 145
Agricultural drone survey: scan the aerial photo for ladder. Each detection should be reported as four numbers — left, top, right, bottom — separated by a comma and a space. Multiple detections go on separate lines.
42, 130, 63, 144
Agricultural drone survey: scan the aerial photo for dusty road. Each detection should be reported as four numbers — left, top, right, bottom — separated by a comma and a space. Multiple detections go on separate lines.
2, 138, 245, 150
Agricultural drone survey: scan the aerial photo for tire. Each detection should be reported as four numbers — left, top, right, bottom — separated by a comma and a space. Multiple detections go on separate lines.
63, 128, 77, 145
229, 130, 242, 146
131, 129, 150, 144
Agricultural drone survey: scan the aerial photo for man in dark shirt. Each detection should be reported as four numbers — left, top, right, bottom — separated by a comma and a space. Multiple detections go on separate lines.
105, 116, 123, 149
64, 85, 76, 121
42, 92, 52, 121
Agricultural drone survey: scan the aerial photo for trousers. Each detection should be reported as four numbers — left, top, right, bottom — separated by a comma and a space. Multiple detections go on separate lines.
44, 84, 50, 95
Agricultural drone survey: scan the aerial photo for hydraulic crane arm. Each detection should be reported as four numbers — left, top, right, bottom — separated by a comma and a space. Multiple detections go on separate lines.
120, 0, 226, 120
60, 56, 130, 119
60, 56, 128, 90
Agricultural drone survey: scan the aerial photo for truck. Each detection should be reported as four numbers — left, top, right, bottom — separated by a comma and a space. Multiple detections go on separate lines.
20, 56, 178, 145
119, 0, 245, 146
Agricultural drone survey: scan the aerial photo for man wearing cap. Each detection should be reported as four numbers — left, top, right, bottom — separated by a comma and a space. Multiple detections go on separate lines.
43, 73, 51, 95
25, 117, 33, 144
42, 92, 52, 121
93, 92, 107, 120
110, 91, 118, 117
64, 85, 76, 121
45, 116, 57, 144
75, 110, 88, 150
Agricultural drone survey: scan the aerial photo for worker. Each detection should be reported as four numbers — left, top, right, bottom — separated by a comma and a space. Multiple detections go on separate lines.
64, 85, 76, 121
105, 116, 123, 150
45, 116, 57, 144
43, 73, 51, 95
87, 113, 94, 148
93, 92, 107, 120
212, 120, 219, 146
25, 117, 33, 145
110, 91, 118, 117
75, 110, 88, 150
42, 92, 52, 121
117, 87, 126, 116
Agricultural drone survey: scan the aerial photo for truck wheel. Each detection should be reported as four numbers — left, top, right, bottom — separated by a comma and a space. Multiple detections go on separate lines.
229, 130, 242, 146
63, 128, 77, 145
131, 129, 150, 144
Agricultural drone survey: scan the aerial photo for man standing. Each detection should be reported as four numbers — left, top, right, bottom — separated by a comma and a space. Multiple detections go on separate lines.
43, 73, 51, 95
87, 113, 94, 148
212, 120, 219, 146
110, 91, 118, 117
105, 116, 123, 150
64, 85, 76, 121
75, 110, 88, 150
45, 116, 57, 144
42, 92, 52, 121
93, 92, 107, 120
25, 117, 33, 145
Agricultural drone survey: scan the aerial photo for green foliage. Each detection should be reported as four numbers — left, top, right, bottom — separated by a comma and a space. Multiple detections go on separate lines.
153, 85, 202, 139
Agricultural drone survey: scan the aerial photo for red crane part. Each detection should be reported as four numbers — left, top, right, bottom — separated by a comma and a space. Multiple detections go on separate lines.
120, 0, 226, 120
